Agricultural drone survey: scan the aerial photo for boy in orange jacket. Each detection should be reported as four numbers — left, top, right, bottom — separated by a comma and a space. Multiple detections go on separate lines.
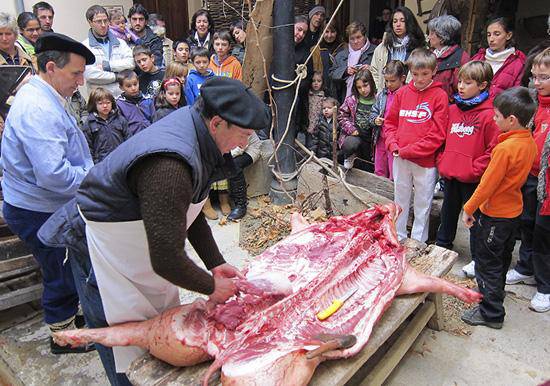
462, 87, 538, 329
506, 48, 550, 313
208, 29, 242, 80
385, 48, 448, 242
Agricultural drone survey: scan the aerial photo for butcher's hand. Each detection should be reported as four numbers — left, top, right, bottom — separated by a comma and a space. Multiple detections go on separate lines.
462, 211, 475, 229
209, 276, 237, 304
211, 263, 245, 280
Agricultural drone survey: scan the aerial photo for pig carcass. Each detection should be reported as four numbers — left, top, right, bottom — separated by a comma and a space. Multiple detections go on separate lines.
54, 204, 481, 385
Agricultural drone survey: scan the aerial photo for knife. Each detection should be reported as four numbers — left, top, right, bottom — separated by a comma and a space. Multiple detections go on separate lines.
316, 288, 358, 321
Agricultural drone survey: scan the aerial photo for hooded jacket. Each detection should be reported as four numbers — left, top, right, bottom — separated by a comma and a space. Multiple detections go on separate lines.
437, 98, 499, 183
83, 109, 131, 164
530, 94, 550, 177
384, 81, 448, 168
184, 68, 215, 106
115, 93, 154, 135
209, 54, 242, 80
471, 48, 526, 97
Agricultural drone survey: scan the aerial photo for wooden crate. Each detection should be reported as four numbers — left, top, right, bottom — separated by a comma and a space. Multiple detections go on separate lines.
0, 237, 41, 312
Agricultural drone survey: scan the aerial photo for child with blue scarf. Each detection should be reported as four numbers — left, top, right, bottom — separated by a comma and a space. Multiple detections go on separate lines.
435, 61, 500, 277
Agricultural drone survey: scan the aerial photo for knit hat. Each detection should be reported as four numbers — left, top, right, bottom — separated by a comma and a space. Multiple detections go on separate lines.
309, 6, 326, 20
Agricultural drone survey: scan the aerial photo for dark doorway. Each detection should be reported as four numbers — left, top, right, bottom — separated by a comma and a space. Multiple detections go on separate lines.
135, 0, 189, 40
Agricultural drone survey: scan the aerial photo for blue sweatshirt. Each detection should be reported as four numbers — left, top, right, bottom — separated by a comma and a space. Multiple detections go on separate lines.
184, 68, 215, 106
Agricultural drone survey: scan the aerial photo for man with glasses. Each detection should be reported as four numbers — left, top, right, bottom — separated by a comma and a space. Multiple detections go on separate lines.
82, 5, 134, 97
32, 2, 54, 32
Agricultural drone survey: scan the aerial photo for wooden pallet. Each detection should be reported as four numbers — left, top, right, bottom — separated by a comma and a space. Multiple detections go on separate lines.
0, 237, 41, 312
126, 243, 456, 386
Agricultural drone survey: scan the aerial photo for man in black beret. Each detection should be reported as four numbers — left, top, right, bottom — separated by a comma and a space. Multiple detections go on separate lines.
38, 76, 271, 384
1, 32, 95, 355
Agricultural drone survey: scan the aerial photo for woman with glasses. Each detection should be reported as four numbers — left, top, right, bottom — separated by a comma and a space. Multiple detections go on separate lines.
15, 12, 41, 61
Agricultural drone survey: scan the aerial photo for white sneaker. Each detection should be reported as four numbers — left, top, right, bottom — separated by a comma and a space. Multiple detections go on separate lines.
505, 269, 536, 285
462, 261, 475, 278
530, 292, 550, 313
343, 157, 355, 170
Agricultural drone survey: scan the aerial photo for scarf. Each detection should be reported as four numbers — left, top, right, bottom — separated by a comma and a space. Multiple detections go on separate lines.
433, 46, 449, 58
453, 90, 490, 111
485, 47, 515, 75
537, 94, 550, 202
346, 39, 371, 97
389, 35, 409, 62
122, 92, 144, 104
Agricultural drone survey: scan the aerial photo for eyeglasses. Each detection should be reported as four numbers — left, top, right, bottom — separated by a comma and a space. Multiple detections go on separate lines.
530, 75, 550, 83
92, 19, 109, 25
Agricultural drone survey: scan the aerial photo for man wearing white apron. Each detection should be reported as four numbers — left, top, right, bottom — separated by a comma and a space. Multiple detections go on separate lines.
38, 77, 271, 385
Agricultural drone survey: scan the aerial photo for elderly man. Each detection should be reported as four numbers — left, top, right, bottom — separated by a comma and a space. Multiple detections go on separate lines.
82, 5, 134, 97
32, 1, 54, 32
39, 77, 271, 385
128, 3, 163, 67
1, 33, 95, 354
0, 12, 34, 67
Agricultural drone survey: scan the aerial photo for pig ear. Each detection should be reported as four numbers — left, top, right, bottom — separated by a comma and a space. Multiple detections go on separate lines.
290, 212, 309, 234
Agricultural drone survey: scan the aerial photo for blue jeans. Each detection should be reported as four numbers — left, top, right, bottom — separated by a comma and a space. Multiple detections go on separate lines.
69, 250, 132, 386
3, 202, 78, 324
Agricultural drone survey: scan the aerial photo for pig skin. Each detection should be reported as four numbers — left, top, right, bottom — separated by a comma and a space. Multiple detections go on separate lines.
53, 204, 481, 385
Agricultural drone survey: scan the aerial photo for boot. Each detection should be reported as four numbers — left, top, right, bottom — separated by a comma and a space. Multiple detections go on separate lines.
219, 191, 232, 216
227, 174, 248, 221
202, 198, 218, 220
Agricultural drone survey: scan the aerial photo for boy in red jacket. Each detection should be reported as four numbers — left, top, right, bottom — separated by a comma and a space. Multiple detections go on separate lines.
385, 48, 448, 242
507, 48, 550, 313
436, 61, 500, 278
462, 87, 537, 328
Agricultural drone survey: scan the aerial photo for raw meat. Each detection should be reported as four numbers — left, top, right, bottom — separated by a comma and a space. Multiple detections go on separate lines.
53, 204, 481, 385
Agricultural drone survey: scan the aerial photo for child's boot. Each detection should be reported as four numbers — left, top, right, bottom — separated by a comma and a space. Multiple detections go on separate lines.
219, 191, 231, 216
202, 198, 218, 220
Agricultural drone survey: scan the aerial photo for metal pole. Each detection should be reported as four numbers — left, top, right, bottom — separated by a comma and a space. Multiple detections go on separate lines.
269, 0, 298, 205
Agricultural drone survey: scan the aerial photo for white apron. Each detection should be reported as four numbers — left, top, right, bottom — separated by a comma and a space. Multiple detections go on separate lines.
79, 199, 206, 372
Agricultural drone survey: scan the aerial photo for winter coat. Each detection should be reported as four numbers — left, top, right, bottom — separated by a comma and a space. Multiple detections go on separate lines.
67, 91, 88, 129
135, 26, 164, 68
530, 94, 550, 177
83, 109, 131, 164
368, 87, 400, 143
115, 93, 154, 135
187, 31, 214, 55
152, 105, 177, 123
437, 98, 499, 183
433, 45, 470, 101
184, 68, 215, 106
82, 30, 134, 97
337, 94, 358, 147
231, 44, 245, 64
471, 48, 526, 97
329, 43, 377, 101
209, 55, 242, 80
109, 25, 139, 45
311, 116, 339, 159
307, 90, 325, 134
0, 45, 34, 69
244, 132, 262, 163
384, 81, 448, 168
370, 40, 414, 94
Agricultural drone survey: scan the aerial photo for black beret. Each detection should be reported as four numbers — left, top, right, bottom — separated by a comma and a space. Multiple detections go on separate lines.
200, 77, 271, 130
35, 32, 95, 65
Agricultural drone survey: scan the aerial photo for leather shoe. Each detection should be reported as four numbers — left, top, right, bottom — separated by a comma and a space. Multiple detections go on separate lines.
227, 206, 247, 221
